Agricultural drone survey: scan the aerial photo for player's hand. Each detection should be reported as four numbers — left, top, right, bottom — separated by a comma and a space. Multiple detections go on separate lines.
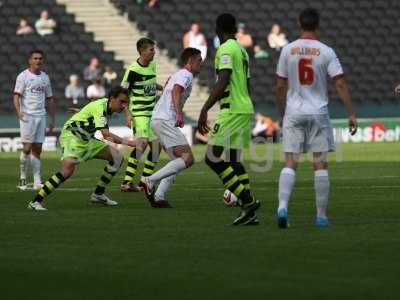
67, 107, 80, 113
17, 112, 27, 123
125, 115, 133, 128
395, 84, 400, 93
197, 110, 210, 135
175, 113, 184, 128
348, 114, 357, 135
127, 140, 136, 148
48, 121, 55, 134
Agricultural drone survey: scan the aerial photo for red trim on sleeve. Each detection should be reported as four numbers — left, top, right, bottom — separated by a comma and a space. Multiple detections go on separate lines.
331, 74, 344, 81
276, 74, 287, 80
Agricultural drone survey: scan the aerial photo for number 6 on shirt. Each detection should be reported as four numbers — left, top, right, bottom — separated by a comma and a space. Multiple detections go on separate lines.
298, 58, 314, 85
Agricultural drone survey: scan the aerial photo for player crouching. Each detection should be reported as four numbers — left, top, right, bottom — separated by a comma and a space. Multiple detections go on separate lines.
28, 87, 136, 211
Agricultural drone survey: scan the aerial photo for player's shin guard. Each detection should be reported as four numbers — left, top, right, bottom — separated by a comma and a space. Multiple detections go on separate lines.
123, 148, 138, 184
205, 158, 252, 205
231, 162, 251, 192
20, 152, 29, 180
140, 151, 157, 182
33, 172, 66, 203
315, 170, 329, 219
95, 162, 119, 195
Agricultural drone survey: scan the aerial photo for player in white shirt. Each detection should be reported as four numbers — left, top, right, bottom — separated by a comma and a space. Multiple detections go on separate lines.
275, 8, 357, 228
13, 50, 55, 190
141, 48, 202, 208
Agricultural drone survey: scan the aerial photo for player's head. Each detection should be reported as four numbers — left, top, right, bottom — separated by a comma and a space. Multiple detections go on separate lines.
181, 47, 202, 75
216, 13, 237, 39
137, 37, 155, 62
299, 8, 319, 32
108, 86, 129, 113
190, 22, 200, 34
28, 49, 44, 71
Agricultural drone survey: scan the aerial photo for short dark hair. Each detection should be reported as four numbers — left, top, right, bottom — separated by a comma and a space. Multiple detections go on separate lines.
216, 13, 237, 35
299, 8, 319, 31
29, 49, 44, 58
108, 86, 128, 99
180, 47, 201, 66
136, 38, 155, 54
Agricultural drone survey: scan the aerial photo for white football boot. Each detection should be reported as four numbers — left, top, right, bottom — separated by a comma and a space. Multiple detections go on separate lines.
90, 193, 118, 206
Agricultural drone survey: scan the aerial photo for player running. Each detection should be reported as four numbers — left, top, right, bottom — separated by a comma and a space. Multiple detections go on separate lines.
197, 13, 260, 226
275, 8, 357, 228
28, 87, 136, 211
120, 38, 164, 192
141, 48, 202, 208
13, 49, 55, 190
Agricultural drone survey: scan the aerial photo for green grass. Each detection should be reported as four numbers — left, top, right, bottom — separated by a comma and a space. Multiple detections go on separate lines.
0, 143, 399, 300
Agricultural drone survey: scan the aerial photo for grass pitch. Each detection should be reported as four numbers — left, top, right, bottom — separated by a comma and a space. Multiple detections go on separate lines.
0, 143, 399, 300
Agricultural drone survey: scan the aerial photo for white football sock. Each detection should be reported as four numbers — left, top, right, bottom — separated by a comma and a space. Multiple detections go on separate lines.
31, 155, 41, 184
315, 170, 330, 219
155, 175, 176, 201
148, 157, 186, 183
278, 167, 296, 211
20, 152, 29, 180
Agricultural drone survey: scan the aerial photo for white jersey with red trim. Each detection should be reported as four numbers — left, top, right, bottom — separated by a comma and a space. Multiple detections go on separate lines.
152, 68, 193, 122
276, 38, 343, 115
13, 69, 53, 116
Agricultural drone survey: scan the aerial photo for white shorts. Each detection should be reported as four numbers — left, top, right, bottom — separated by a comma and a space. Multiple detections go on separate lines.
282, 114, 335, 153
151, 119, 188, 149
20, 115, 46, 143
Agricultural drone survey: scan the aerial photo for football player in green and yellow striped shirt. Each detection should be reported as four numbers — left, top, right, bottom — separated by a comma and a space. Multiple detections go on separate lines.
198, 14, 260, 225
120, 38, 164, 192
28, 87, 136, 211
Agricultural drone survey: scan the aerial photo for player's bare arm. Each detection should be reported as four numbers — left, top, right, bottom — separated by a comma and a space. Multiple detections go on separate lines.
198, 69, 231, 134
13, 93, 26, 122
334, 77, 357, 135
100, 128, 136, 147
123, 107, 133, 128
46, 96, 55, 133
172, 84, 184, 128
276, 77, 288, 122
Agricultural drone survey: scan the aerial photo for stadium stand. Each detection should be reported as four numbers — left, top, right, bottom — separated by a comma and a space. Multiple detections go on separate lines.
112, 0, 400, 112
0, 0, 124, 113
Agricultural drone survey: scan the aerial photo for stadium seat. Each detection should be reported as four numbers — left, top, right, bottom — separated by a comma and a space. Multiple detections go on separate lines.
0, 0, 123, 112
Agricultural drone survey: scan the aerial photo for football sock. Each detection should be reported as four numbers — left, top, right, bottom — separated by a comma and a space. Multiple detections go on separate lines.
206, 159, 252, 205
31, 155, 41, 184
231, 162, 251, 191
33, 172, 66, 203
95, 162, 119, 195
315, 170, 329, 219
123, 148, 138, 184
20, 152, 29, 180
140, 151, 157, 182
278, 167, 296, 211
148, 157, 186, 183
155, 175, 176, 201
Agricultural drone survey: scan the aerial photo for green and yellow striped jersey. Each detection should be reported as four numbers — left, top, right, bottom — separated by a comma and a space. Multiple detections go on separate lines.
215, 38, 254, 114
63, 98, 113, 140
121, 60, 157, 117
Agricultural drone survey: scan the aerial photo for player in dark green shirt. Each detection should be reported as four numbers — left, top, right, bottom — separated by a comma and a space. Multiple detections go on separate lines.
198, 13, 260, 225
120, 38, 164, 193
28, 87, 136, 211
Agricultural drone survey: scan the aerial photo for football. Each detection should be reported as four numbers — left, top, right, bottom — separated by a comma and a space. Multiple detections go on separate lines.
223, 189, 238, 207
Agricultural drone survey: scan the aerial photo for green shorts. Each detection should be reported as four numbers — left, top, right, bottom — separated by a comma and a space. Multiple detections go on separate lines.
59, 130, 108, 162
132, 116, 157, 141
208, 113, 252, 149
